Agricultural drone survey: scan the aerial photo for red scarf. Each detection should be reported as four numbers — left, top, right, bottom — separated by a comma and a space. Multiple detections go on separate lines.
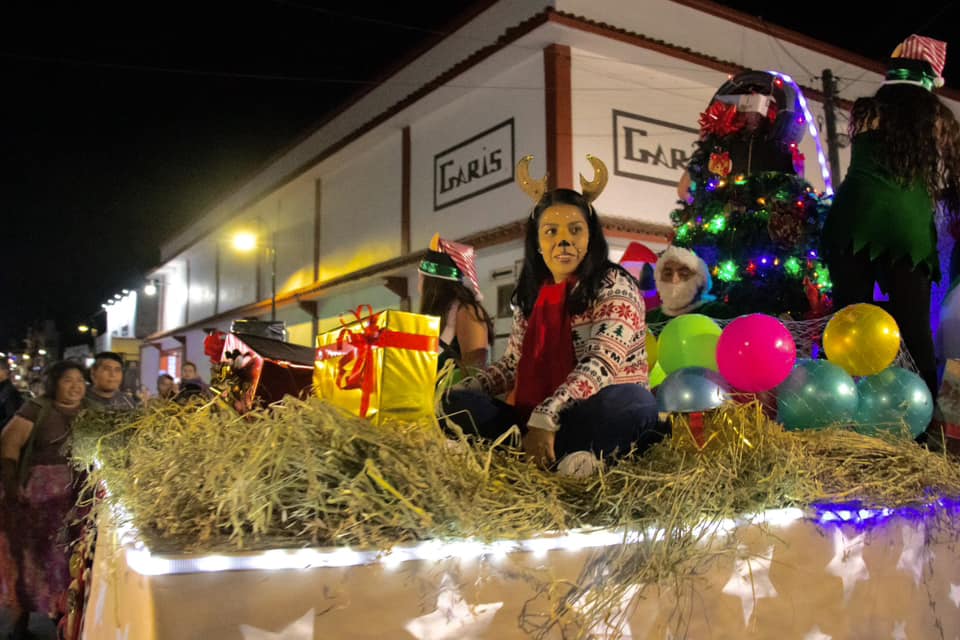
513, 280, 576, 424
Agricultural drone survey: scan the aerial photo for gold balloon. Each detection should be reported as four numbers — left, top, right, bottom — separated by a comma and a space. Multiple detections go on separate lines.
646, 329, 659, 370
823, 303, 901, 376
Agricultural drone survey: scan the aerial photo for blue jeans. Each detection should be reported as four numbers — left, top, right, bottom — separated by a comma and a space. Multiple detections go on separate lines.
441, 384, 667, 459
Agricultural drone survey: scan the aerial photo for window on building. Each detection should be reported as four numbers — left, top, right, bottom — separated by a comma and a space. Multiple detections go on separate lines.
159, 348, 183, 380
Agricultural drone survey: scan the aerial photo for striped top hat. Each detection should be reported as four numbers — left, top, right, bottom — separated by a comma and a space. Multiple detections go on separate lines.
419, 233, 484, 301
885, 35, 947, 90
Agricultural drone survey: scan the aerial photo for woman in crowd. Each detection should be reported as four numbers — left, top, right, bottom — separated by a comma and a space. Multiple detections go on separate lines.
1, 360, 87, 639
419, 233, 494, 380
442, 155, 664, 477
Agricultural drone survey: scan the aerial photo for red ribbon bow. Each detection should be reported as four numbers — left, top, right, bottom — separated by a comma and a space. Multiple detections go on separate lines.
318, 306, 439, 418
698, 100, 743, 138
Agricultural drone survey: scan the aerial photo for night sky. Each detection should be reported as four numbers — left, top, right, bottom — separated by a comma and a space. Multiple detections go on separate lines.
1, 0, 957, 351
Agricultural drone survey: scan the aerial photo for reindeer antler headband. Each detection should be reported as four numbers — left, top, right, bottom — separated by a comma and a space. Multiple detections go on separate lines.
515, 154, 609, 214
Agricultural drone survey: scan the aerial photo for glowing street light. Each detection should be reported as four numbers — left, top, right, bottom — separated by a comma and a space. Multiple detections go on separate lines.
232, 231, 258, 252
38, 349, 47, 356
22, 354, 30, 361
144, 281, 158, 296
78, 324, 90, 333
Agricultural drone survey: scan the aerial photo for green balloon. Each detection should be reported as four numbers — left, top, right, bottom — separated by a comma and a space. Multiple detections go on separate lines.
854, 367, 933, 439
777, 359, 859, 430
657, 314, 721, 374
649, 362, 667, 388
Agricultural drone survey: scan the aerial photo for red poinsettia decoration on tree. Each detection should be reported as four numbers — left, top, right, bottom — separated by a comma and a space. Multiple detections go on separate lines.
698, 101, 743, 138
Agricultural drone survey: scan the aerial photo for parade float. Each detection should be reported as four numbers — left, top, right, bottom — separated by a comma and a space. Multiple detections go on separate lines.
70, 300, 960, 640
71, 68, 960, 639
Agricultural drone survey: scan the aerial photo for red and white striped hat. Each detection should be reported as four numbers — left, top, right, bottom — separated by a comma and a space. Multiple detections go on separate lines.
886, 35, 947, 89
420, 233, 484, 301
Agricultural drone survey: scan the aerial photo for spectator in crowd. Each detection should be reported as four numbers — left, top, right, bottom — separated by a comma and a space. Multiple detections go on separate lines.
1, 360, 88, 639
0, 361, 24, 426
156, 374, 177, 401
179, 362, 209, 395
85, 352, 138, 411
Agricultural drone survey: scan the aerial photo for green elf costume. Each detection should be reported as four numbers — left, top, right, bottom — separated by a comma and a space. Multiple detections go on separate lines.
822, 34, 958, 398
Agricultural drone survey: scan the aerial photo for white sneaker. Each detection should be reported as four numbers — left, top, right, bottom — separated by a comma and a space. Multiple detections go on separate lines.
556, 450, 602, 478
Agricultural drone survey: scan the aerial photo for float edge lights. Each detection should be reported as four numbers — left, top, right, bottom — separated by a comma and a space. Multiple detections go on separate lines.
115, 500, 959, 577
766, 70, 834, 196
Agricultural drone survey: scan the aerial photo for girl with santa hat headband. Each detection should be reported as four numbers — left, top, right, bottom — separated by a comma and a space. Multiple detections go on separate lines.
822, 35, 960, 398
418, 234, 493, 378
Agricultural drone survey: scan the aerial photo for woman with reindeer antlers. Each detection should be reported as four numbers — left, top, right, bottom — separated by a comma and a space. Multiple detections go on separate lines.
442, 155, 665, 477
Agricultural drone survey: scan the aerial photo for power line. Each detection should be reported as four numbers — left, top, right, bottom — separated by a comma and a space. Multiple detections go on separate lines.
909, 1, 955, 37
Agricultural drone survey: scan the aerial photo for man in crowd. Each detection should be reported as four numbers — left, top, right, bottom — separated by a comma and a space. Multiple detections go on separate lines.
157, 373, 177, 400
86, 352, 139, 411
0, 360, 23, 426
178, 361, 210, 402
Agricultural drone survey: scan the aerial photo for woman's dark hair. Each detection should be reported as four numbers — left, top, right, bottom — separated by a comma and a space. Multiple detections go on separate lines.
512, 188, 628, 317
419, 277, 494, 345
44, 360, 87, 399
850, 84, 960, 219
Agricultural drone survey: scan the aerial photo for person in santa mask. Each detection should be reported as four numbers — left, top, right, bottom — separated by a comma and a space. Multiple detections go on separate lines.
645, 246, 727, 324
441, 155, 664, 477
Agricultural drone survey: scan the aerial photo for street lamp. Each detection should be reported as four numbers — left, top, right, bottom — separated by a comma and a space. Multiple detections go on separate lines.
78, 324, 90, 333
231, 229, 278, 321
144, 280, 158, 297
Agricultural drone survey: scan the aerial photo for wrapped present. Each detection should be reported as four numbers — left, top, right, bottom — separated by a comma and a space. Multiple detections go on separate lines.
216, 333, 316, 413
315, 306, 440, 425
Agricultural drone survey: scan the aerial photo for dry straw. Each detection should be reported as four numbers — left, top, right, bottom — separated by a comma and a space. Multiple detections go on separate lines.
70, 396, 960, 637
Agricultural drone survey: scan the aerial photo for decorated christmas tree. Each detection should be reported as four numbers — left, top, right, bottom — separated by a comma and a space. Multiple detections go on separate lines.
671, 70, 833, 319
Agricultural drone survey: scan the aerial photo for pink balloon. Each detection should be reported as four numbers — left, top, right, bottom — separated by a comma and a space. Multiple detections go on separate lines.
716, 314, 797, 392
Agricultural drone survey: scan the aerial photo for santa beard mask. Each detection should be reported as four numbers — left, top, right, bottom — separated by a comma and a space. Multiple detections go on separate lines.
659, 277, 704, 315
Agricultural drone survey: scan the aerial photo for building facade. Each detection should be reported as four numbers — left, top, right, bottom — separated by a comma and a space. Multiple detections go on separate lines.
134, 0, 960, 392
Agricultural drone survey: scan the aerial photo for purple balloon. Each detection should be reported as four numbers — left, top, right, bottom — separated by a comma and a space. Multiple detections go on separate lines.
717, 314, 797, 392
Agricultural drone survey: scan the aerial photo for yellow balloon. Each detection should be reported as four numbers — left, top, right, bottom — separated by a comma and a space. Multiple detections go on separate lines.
646, 329, 659, 370
823, 303, 901, 376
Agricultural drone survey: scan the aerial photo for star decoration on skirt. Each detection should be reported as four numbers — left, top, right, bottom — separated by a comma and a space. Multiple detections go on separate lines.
897, 524, 934, 587
404, 574, 503, 640
825, 528, 870, 601
722, 544, 777, 626
571, 583, 640, 639
803, 625, 832, 640
239, 608, 315, 640
93, 580, 108, 626
891, 620, 908, 640
949, 583, 960, 608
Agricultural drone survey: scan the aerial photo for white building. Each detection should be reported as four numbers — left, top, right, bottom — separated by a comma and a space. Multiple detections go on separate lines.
135, 0, 960, 392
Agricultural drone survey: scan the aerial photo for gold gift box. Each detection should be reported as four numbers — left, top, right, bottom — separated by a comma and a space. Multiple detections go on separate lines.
314, 308, 440, 425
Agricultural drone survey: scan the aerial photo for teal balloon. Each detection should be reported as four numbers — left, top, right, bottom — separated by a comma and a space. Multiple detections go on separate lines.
656, 366, 731, 413
854, 367, 933, 438
657, 314, 722, 374
776, 359, 859, 430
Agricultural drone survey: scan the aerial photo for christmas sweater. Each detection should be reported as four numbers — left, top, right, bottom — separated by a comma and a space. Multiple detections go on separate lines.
462, 267, 649, 432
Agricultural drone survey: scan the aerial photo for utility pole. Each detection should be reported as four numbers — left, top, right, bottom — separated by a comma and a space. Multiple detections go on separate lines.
821, 69, 842, 189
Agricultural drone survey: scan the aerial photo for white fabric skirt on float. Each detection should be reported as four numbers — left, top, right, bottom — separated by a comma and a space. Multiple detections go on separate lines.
81, 502, 960, 640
